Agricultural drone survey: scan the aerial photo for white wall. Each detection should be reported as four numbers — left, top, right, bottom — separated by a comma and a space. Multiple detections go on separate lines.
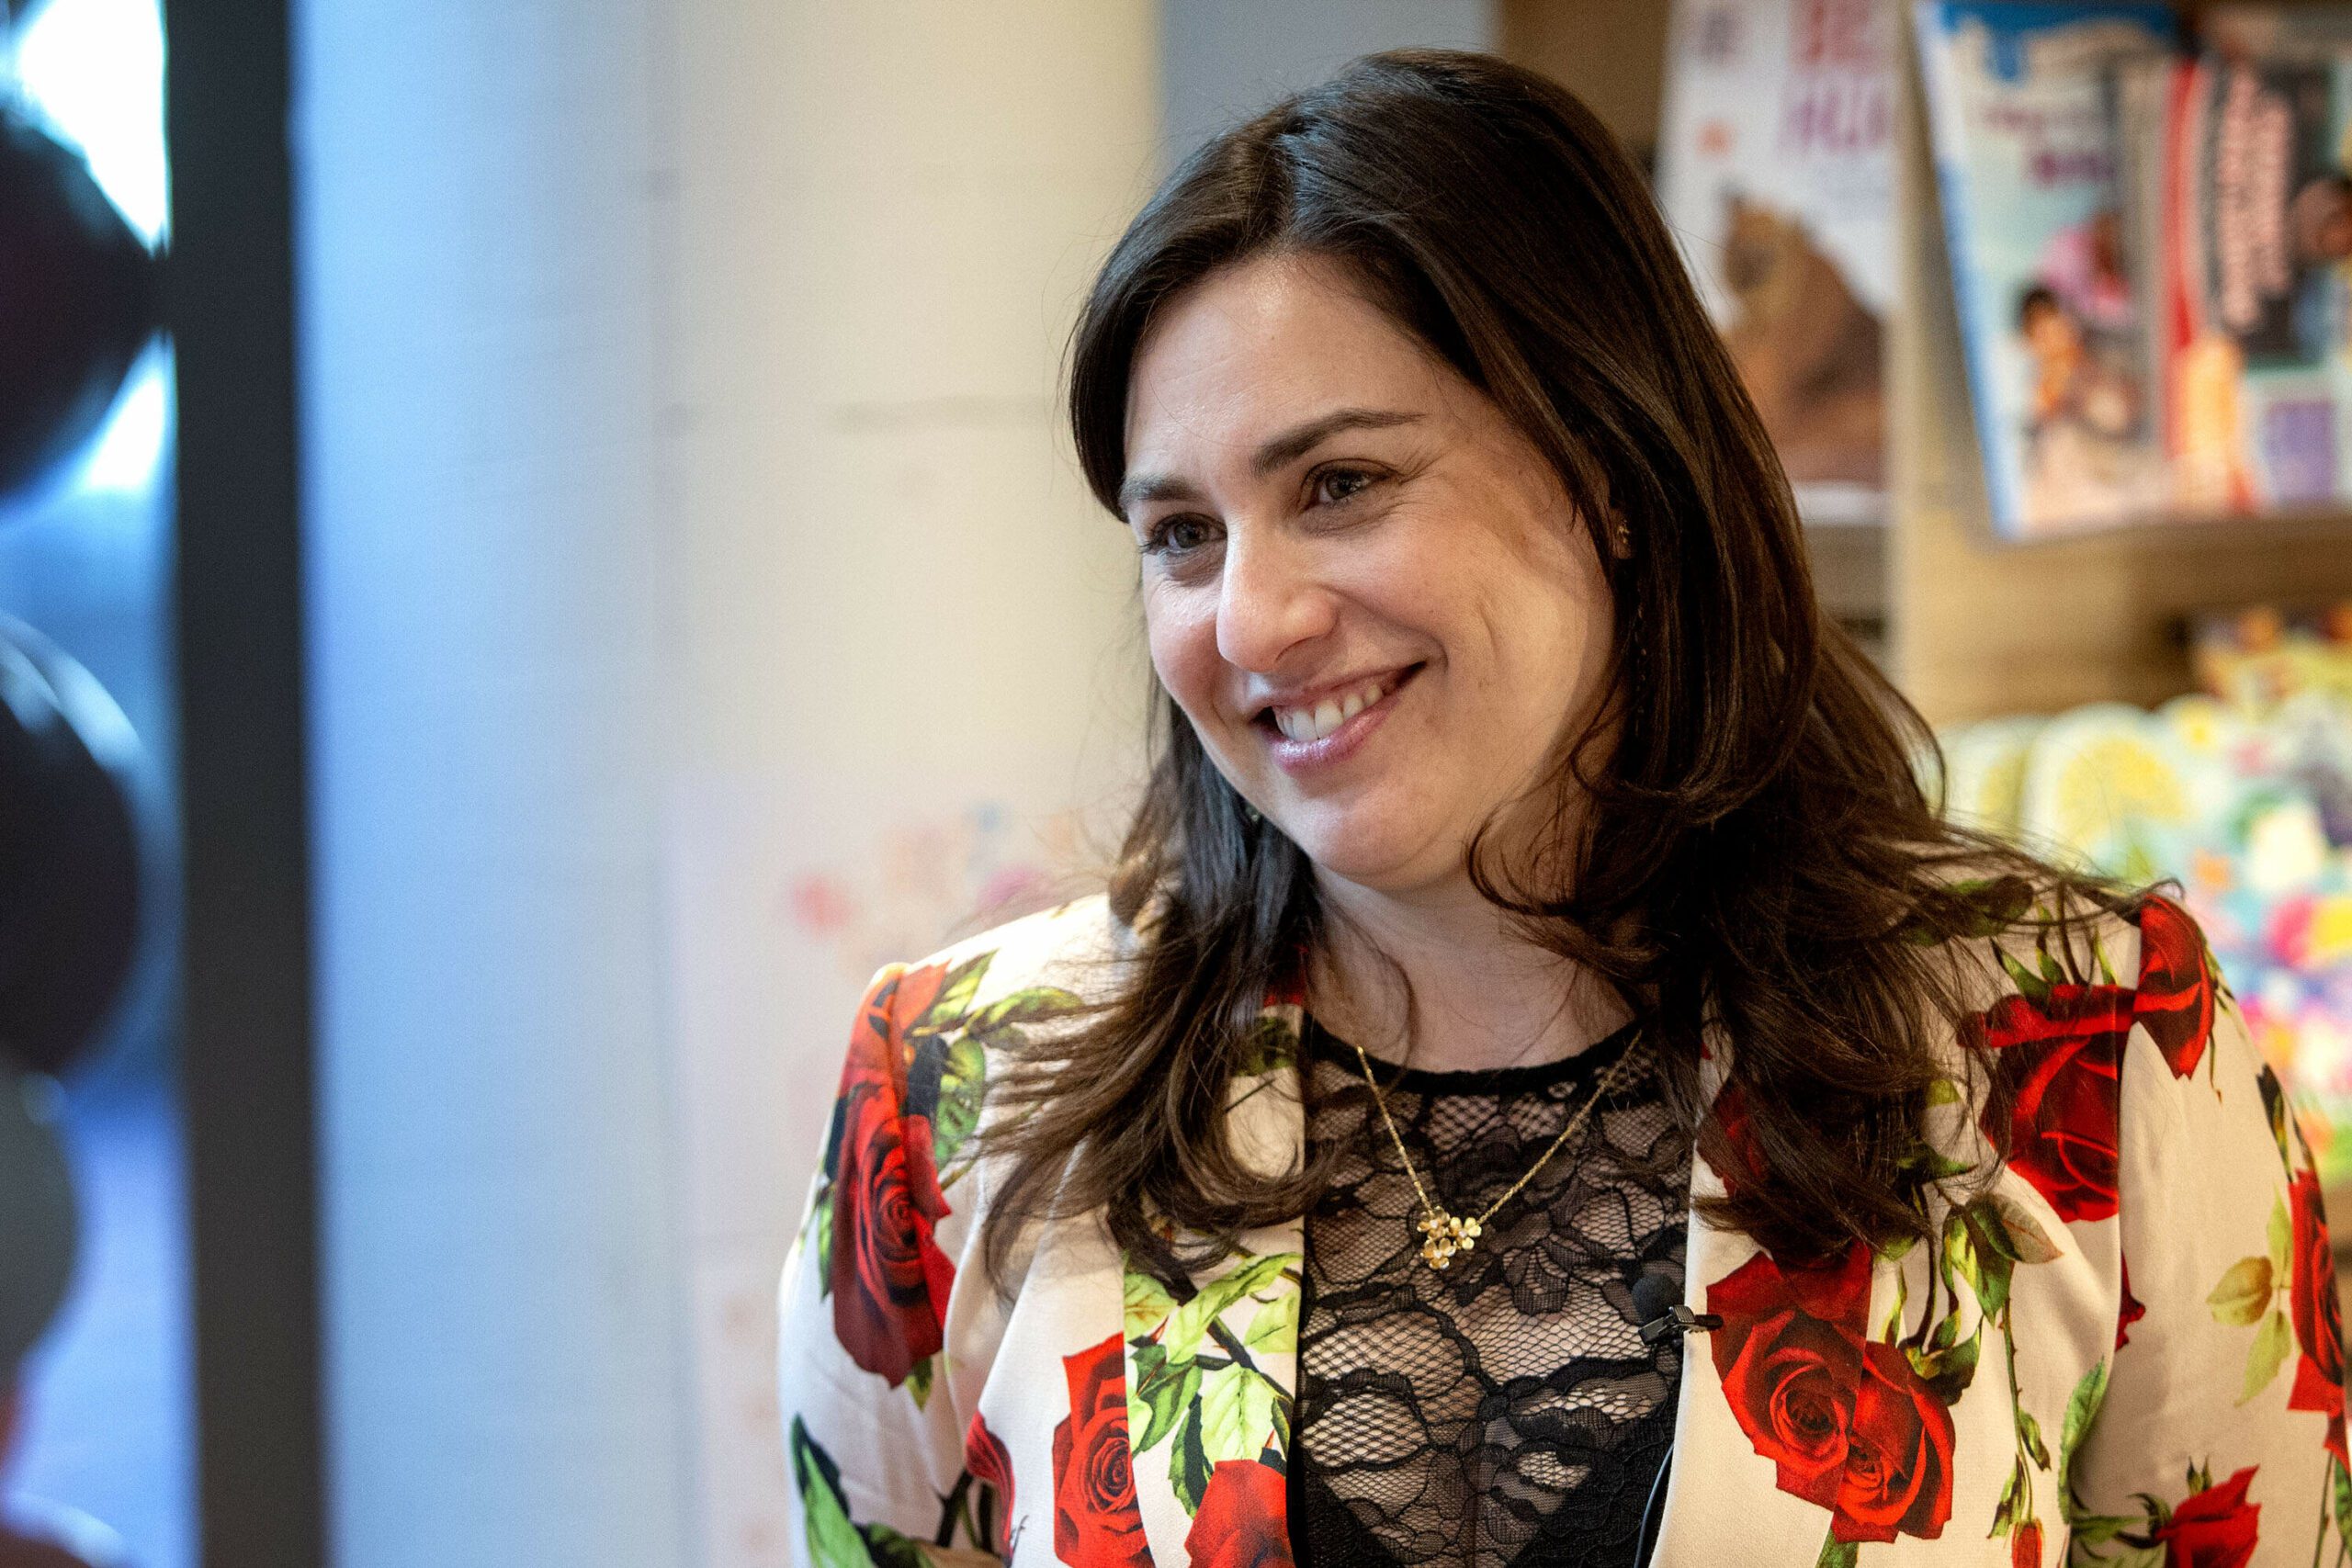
1161, 0, 1497, 158
294, 4, 1158, 1562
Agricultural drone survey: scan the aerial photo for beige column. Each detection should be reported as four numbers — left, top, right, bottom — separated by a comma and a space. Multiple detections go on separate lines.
297, 2, 1159, 1563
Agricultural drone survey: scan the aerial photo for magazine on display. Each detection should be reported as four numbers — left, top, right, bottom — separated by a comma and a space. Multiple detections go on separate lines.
1914, 1, 2179, 537
1657, 0, 1894, 525
2169, 39, 2352, 514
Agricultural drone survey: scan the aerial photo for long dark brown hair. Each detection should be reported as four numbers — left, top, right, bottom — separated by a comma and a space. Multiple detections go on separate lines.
978, 48, 2098, 1290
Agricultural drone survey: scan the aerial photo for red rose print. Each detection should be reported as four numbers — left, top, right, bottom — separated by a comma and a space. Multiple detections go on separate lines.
1969, 987, 2131, 1223
828, 1077, 956, 1386
1184, 1460, 1292, 1568
2284, 1172, 2347, 1466
2135, 897, 2218, 1079
1708, 1244, 1871, 1513
2012, 1518, 2043, 1567
1710, 1244, 1955, 1543
2118, 1256, 2146, 1350
1052, 1334, 1153, 1568
1833, 1342, 1955, 1542
965, 1411, 1016, 1556
2152, 1466, 2260, 1568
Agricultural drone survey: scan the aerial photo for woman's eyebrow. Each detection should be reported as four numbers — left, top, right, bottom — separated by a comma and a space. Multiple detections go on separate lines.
1250, 406, 1422, 474
1117, 406, 1423, 514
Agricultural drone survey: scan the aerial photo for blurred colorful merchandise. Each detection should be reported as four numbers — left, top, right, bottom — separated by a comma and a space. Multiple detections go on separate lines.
1937, 626, 2352, 1179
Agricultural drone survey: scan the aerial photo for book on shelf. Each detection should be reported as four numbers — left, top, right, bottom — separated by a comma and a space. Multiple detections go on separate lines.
2167, 33, 2352, 514
1914, 0, 2179, 537
1657, 0, 1894, 526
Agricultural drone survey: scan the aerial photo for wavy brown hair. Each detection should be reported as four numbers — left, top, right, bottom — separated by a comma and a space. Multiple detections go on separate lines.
978, 49, 2103, 1290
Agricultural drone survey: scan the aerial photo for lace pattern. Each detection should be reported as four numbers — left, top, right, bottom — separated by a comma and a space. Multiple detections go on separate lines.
1289, 1018, 1690, 1568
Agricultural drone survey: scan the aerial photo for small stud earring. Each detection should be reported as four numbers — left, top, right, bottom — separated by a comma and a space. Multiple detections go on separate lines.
1239, 797, 1262, 825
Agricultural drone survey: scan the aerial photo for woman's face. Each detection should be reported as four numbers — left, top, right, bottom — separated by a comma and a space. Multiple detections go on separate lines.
1120, 251, 1617, 897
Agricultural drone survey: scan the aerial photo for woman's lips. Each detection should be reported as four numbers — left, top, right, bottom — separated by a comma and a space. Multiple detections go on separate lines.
1256, 665, 1419, 773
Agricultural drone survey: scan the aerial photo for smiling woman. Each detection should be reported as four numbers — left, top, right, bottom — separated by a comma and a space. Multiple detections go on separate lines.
775, 49, 2352, 1568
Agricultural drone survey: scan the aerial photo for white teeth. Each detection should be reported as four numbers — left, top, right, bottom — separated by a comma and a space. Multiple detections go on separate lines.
1269, 676, 1396, 744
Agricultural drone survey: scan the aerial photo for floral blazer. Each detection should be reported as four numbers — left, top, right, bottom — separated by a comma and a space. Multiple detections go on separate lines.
775, 891, 2351, 1567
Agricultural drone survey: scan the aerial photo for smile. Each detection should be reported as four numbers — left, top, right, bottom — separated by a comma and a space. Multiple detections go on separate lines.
1266, 672, 1404, 742
1252, 664, 1420, 772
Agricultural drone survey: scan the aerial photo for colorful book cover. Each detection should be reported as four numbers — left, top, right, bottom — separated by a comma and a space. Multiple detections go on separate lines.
1914, 1, 2179, 536
2200, 4, 2352, 63
2171, 43, 2352, 513
1657, 0, 1894, 525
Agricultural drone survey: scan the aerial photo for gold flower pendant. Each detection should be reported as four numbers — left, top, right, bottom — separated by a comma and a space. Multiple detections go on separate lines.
1415, 1209, 1482, 1270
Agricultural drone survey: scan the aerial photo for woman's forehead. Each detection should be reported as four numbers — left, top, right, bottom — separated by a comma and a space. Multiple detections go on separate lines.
1123, 264, 1455, 471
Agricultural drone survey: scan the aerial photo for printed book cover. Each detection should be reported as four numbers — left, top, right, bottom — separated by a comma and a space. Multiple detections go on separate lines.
1914, 0, 2178, 536
1657, 0, 1894, 525
2170, 33, 2352, 514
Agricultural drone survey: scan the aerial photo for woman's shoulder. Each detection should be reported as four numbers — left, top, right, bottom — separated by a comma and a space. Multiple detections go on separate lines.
1905, 861, 2175, 1017
869, 888, 1134, 1033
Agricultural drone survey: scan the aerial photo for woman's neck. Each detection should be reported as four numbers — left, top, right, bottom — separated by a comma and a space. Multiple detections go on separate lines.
1306, 870, 1629, 1075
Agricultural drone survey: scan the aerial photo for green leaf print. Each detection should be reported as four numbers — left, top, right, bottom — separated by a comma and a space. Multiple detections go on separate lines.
1242, 1288, 1298, 1357
2256, 1065, 2298, 1175
1171, 1400, 1214, 1515
1906, 1325, 1981, 1406
2239, 1309, 2292, 1404
792, 1416, 881, 1568
2206, 1256, 2274, 1326
1991, 1459, 2022, 1536
1198, 1362, 1283, 1464
809, 1190, 835, 1300
861, 1528, 931, 1568
1232, 1012, 1301, 1077
2331, 1455, 2352, 1550
2057, 1359, 2108, 1495
2017, 1407, 2050, 1470
1128, 1339, 1201, 1456
1999, 948, 2054, 1007
1163, 1252, 1295, 1362
1815, 1532, 1860, 1568
1945, 1206, 2012, 1319
2267, 1191, 2291, 1277
1973, 1190, 2063, 1265
1125, 1268, 1180, 1341
922, 955, 992, 1032
967, 984, 1083, 1035
905, 1355, 933, 1410
930, 1034, 987, 1168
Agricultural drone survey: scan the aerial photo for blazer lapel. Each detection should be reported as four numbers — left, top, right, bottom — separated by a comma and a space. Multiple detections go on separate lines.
1645, 1032, 1914, 1566
1121, 994, 1307, 1567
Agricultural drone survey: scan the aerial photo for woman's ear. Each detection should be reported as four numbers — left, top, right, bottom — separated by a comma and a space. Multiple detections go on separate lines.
1608, 510, 1634, 560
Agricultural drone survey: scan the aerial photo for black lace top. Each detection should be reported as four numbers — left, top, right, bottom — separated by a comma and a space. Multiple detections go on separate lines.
1289, 1016, 1691, 1568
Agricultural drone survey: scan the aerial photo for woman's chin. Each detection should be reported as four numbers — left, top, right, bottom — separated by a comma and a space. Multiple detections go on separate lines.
1279, 819, 1457, 897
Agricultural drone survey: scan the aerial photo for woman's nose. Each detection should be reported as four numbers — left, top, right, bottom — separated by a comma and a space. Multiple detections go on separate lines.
1214, 525, 1336, 671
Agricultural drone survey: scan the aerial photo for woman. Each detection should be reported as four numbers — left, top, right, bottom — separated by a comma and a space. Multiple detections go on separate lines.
776, 50, 2347, 1567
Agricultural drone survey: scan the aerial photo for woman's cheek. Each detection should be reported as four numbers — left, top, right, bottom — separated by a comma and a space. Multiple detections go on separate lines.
1145, 590, 1228, 727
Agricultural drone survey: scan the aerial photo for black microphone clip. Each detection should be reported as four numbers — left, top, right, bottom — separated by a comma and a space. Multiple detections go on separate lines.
1637, 1303, 1724, 1346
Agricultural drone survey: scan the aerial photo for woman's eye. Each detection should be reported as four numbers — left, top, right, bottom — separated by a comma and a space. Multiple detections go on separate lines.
1312, 467, 1379, 507
1146, 516, 1216, 555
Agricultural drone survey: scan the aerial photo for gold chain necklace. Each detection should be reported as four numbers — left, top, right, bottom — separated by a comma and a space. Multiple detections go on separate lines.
1348, 1032, 1648, 1271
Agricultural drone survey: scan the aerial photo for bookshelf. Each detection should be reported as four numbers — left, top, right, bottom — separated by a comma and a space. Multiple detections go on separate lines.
1505, 0, 2352, 1235
1501, 0, 2352, 725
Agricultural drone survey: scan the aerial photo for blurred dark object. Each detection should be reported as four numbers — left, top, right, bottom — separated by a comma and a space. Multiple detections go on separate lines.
0, 618, 141, 1075
0, 102, 158, 507
0, 1067, 73, 1378
0, 1067, 105, 1568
